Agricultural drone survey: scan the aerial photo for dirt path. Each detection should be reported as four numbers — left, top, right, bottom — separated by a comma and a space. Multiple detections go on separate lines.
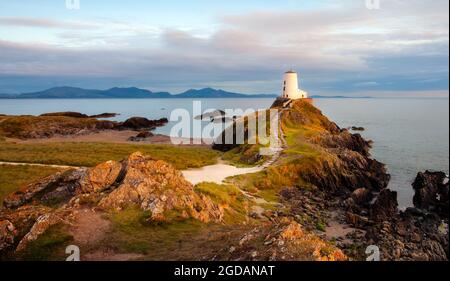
0, 161, 77, 169
69, 209, 111, 245
65, 209, 144, 261
182, 110, 287, 186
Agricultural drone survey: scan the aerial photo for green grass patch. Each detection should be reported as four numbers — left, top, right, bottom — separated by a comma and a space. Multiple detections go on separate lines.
16, 223, 74, 261
0, 142, 220, 169
104, 207, 204, 256
195, 182, 249, 224
0, 164, 63, 206
222, 144, 268, 167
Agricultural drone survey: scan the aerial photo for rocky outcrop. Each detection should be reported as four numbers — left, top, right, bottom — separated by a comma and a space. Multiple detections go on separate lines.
369, 189, 398, 222
120, 117, 168, 130
40, 112, 119, 119
412, 171, 449, 216
0, 220, 16, 252
0, 114, 167, 139
342, 170, 449, 261
127, 131, 154, 142
213, 219, 347, 261
0, 152, 223, 256
98, 152, 223, 223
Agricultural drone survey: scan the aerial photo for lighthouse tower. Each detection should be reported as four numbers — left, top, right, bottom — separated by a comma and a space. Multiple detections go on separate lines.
282, 70, 308, 100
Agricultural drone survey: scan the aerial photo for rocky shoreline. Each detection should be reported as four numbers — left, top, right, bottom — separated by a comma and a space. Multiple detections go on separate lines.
0, 101, 448, 261
0, 112, 168, 140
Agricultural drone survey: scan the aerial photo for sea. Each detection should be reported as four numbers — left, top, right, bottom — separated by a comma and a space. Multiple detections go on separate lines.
0, 97, 448, 207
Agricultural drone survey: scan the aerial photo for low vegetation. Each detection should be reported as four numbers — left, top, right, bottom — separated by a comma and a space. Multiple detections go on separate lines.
102, 208, 205, 258
0, 164, 64, 206
0, 115, 100, 139
194, 182, 249, 223
0, 142, 220, 169
15, 224, 73, 261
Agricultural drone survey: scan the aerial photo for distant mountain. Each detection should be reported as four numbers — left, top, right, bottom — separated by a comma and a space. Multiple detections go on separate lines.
0, 86, 371, 99
10, 86, 171, 99
176, 88, 276, 98
0, 86, 276, 99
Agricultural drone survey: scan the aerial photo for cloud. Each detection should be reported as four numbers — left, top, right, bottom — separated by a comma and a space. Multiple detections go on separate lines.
0, 17, 97, 29
0, 0, 448, 95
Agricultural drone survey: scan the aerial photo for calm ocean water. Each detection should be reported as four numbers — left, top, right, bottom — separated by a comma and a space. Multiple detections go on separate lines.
0, 98, 448, 207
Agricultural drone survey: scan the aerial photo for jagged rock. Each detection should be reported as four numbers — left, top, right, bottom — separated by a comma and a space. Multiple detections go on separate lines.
78, 160, 122, 193
120, 117, 168, 130
214, 219, 347, 261
4, 169, 89, 209
412, 171, 449, 216
0, 220, 16, 252
98, 152, 223, 223
370, 189, 398, 222
4, 161, 122, 210
15, 213, 63, 252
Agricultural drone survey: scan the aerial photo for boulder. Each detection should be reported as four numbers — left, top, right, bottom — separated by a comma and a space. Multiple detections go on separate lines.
121, 117, 168, 130
98, 152, 223, 223
412, 171, 449, 216
370, 189, 398, 222
128, 131, 154, 142
78, 160, 123, 193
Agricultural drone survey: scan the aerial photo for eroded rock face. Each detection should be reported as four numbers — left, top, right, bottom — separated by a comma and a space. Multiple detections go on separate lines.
370, 189, 398, 222
412, 171, 449, 216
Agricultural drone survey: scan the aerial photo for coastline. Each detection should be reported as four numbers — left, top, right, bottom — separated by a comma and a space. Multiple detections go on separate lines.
0, 100, 448, 261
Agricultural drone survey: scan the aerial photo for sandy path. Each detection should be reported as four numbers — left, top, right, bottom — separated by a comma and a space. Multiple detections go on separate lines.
182, 161, 264, 185
182, 110, 287, 186
0, 161, 76, 169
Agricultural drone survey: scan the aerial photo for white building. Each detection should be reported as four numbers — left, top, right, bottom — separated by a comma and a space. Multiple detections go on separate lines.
281, 70, 308, 100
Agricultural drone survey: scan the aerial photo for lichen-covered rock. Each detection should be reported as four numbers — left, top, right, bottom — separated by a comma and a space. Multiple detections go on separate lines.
0, 220, 16, 252
3, 171, 67, 209
3, 161, 122, 210
15, 213, 63, 252
78, 160, 122, 193
213, 219, 347, 261
99, 152, 223, 223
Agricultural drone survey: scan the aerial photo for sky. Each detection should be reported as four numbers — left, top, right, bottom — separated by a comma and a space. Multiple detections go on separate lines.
0, 0, 448, 96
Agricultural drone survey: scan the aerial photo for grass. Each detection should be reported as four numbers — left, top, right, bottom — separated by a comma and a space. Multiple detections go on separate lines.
222, 144, 268, 167
103, 207, 205, 257
15, 224, 74, 261
195, 182, 249, 224
0, 164, 63, 207
0, 142, 220, 169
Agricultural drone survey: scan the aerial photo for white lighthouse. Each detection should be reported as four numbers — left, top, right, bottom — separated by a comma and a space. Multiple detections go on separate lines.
281, 70, 308, 100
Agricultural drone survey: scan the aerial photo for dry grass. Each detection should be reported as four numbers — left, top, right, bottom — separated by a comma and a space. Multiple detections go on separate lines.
0, 164, 64, 206
0, 142, 220, 170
